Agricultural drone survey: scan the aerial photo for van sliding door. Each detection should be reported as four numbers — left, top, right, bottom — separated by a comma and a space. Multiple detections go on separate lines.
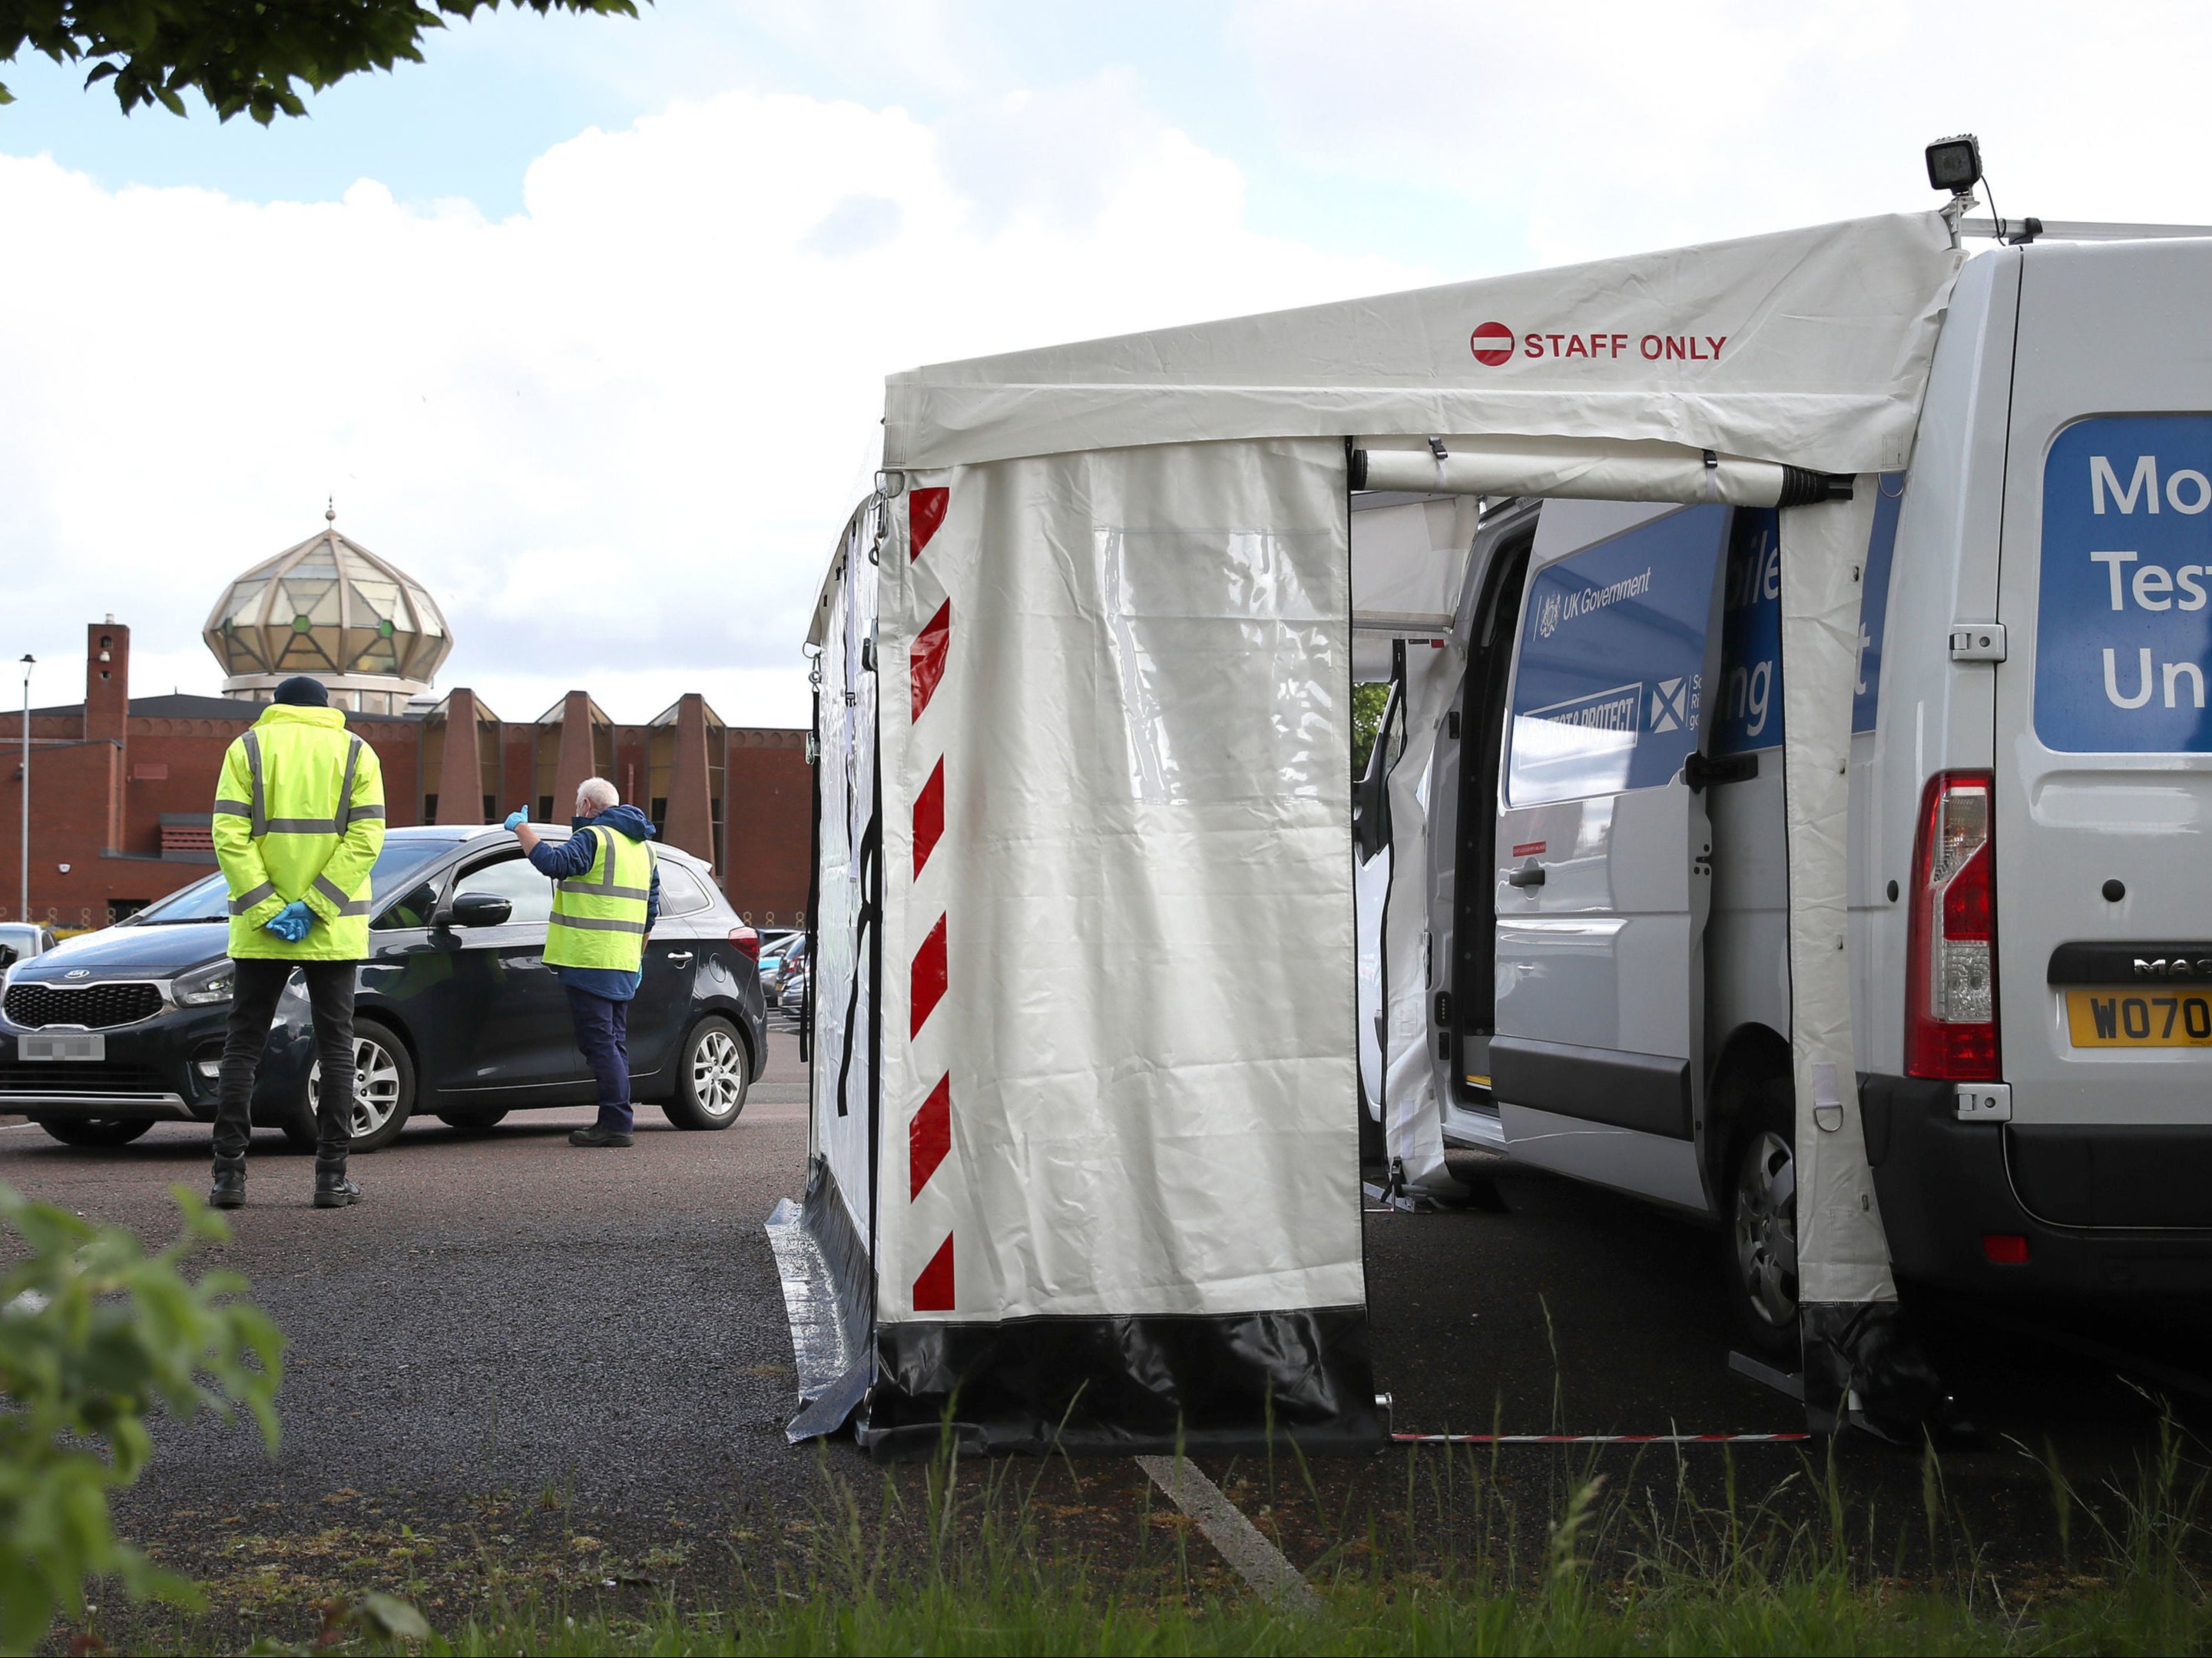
1490, 501, 1731, 1213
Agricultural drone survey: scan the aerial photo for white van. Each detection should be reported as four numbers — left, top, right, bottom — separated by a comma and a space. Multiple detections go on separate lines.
1361, 233, 2212, 1354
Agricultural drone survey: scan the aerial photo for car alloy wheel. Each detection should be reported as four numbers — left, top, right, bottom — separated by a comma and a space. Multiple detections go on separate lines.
692, 1028, 746, 1119
1732, 1126, 1799, 1341
667, 1014, 749, 1130
344, 1035, 404, 1138
304, 1021, 415, 1153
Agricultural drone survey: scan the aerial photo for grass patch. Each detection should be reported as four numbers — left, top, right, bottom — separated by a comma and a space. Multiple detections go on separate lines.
72, 1418, 2212, 1655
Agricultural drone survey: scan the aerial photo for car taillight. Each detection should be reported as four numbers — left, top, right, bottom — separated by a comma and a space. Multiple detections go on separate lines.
730, 926, 760, 961
1905, 770, 2000, 1080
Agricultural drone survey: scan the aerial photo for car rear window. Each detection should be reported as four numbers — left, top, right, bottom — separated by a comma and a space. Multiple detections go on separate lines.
657, 863, 716, 917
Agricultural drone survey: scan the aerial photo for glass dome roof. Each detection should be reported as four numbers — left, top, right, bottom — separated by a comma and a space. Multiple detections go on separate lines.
202, 519, 452, 692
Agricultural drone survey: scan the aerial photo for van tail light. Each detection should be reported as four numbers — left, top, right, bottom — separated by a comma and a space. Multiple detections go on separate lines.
730, 926, 760, 961
1905, 770, 2001, 1080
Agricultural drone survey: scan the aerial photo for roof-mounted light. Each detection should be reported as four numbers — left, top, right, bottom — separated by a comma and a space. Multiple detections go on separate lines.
1925, 134, 1982, 197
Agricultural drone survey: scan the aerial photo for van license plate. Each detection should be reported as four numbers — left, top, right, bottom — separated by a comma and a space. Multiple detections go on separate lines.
2066, 990, 2212, 1048
19, 1033, 104, 1061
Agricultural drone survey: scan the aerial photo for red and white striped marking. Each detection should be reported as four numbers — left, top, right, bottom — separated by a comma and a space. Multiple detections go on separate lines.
906, 486, 955, 1314
1393, 1431, 1810, 1446
909, 487, 949, 561
911, 601, 951, 723
1469, 320, 1516, 366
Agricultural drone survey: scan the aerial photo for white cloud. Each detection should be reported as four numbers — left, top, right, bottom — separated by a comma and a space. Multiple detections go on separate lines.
1231, 0, 2212, 266
0, 84, 1425, 728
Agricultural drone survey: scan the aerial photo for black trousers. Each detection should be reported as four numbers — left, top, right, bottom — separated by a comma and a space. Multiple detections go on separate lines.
214, 958, 358, 1165
564, 985, 634, 1133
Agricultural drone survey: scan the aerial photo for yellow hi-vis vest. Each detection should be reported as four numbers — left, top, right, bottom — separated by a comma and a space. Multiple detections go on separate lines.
211, 703, 386, 961
545, 824, 655, 971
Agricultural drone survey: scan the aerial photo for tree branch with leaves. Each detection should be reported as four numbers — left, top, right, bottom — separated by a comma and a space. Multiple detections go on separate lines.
0, 0, 641, 122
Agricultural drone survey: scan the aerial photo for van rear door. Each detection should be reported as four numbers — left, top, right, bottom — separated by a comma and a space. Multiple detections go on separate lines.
1993, 239, 2212, 1230
1490, 501, 1730, 1213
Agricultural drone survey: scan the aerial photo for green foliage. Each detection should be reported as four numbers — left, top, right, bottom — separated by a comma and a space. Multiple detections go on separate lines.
402, 1425, 2212, 1657
1351, 680, 1393, 777
0, 1180, 284, 1653
418, 1553, 2212, 1656
0, 0, 644, 122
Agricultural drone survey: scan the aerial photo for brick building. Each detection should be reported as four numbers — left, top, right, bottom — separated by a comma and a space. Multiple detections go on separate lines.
2, 523, 810, 931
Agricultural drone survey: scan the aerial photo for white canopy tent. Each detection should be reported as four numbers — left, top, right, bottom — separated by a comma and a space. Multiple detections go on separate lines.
780, 210, 1965, 1453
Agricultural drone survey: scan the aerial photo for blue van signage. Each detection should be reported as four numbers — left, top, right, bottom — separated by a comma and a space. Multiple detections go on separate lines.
1507, 505, 1727, 806
1711, 478, 1902, 757
2036, 416, 2212, 753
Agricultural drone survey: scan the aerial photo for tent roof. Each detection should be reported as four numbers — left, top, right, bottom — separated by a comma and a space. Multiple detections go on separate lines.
885, 211, 1962, 478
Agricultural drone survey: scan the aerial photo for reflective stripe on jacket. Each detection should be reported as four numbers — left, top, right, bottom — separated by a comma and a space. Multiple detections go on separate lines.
545, 824, 655, 971
211, 703, 386, 961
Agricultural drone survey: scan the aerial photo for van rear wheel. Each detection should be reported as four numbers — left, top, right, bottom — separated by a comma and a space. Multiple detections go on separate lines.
1724, 1084, 1800, 1361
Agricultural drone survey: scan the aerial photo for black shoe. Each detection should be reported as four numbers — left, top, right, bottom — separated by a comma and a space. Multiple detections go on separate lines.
569, 1124, 634, 1148
313, 1166, 363, 1209
210, 1162, 246, 1210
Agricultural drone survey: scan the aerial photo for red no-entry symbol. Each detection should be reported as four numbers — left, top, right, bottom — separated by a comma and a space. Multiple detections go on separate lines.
1470, 321, 1515, 366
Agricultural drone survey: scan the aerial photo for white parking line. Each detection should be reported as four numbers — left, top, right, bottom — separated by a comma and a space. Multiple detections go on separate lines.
1136, 1454, 1319, 1614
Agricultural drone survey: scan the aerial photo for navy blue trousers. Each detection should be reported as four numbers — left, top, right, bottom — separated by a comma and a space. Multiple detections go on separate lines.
564, 985, 633, 1133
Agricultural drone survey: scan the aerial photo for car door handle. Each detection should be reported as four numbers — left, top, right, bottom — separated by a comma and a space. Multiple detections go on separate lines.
664, 951, 694, 964
1507, 864, 1547, 889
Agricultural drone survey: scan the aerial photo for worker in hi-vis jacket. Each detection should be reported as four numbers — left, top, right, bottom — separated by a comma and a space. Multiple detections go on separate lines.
506, 776, 661, 1147
209, 675, 385, 1210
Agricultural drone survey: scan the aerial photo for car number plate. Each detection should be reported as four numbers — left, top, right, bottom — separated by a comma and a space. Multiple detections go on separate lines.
2066, 988, 2212, 1048
18, 1032, 106, 1061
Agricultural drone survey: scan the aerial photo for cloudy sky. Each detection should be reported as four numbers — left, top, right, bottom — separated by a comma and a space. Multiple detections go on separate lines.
4, 1, 2210, 726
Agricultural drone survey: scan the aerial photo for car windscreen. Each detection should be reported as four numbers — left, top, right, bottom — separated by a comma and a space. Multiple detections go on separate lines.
132, 841, 456, 925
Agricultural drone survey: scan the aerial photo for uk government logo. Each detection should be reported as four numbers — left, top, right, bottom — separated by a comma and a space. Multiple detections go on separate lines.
1537, 591, 1561, 637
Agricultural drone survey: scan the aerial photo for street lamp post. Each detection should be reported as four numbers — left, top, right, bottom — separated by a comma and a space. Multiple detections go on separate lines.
18, 655, 31, 926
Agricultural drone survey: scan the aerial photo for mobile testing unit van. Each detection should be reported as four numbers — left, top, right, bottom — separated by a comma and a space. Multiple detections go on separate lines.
1356, 210, 2212, 1371
770, 152, 2204, 1453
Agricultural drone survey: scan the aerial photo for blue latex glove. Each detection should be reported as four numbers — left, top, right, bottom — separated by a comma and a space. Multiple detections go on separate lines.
264, 899, 314, 944
504, 808, 528, 832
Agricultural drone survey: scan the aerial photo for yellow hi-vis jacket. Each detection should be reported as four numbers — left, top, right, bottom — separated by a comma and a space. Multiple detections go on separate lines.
545, 824, 655, 971
212, 703, 386, 961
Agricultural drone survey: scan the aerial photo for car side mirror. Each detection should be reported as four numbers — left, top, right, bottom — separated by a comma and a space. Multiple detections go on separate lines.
449, 892, 514, 928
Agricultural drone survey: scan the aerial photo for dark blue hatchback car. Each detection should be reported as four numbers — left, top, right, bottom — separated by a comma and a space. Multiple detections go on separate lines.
0, 826, 767, 1151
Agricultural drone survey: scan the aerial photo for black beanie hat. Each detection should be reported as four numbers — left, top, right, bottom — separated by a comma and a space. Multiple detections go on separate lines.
273, 676, 331, 708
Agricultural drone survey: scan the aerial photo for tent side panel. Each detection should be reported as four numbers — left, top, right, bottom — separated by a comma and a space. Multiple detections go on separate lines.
807, 510, 881, 1292
866, 440, 1380, 1453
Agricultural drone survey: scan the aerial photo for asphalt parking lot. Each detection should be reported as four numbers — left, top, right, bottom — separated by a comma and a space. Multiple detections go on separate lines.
1, 1028, 832, 1480
7, 1027, 2212, 1640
